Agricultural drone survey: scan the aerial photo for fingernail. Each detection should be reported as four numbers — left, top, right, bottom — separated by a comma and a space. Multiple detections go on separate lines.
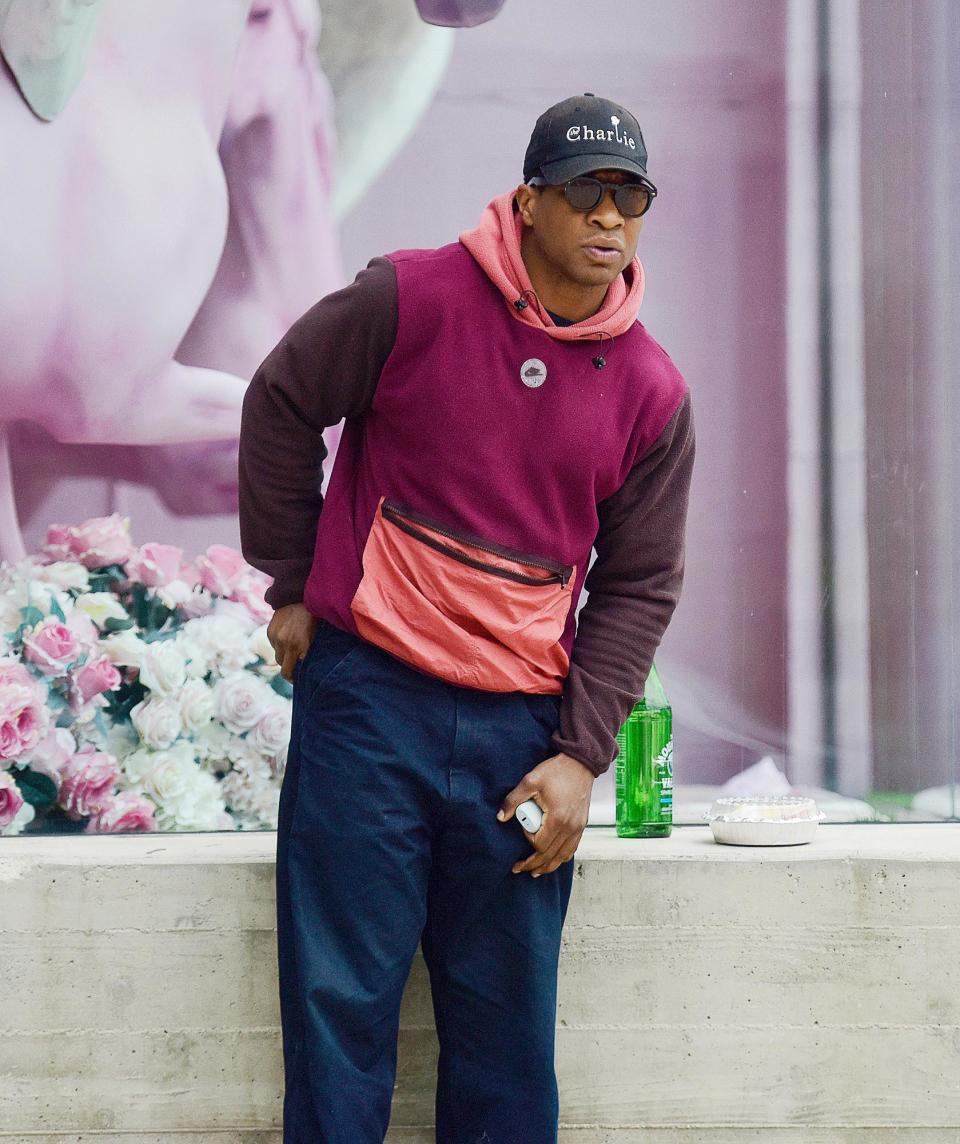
532, 873, 541, 878
497, 810, 505, 821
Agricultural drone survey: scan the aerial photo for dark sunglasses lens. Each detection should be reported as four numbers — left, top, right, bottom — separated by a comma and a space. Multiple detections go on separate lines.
563, 178, 651, 216
564, 179, 602, 211
615, 184, 650, 217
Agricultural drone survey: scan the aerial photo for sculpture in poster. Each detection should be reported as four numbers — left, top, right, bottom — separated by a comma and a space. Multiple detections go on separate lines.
0, 0, 506, 561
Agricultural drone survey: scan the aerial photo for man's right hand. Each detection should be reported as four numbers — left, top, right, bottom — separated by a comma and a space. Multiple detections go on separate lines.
267, 603, 318, 682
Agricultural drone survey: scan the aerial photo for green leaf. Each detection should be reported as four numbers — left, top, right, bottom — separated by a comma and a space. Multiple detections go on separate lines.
14, 768, 58, 809
86, 565, 127, 593
129, 583, 150, 629
143, 625, 180, 644
103, 616, 135, 633
103, 678, 147, 722
270, 673, 293, 699
18, 605, 44, 627
145, 598, 175, 631
49, 597, 67, 623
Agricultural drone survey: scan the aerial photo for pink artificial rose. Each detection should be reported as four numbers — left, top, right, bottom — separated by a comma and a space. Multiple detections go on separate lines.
179, 590, 215, 619
45, 514, 134, 570
69, 655, 122, 708
25, 727, 77, 781
65, 607, 100, 650
57, 745, 121, 820
84, 790, 157, 834
178, 560, 201, 591
232, 573, 273, 624
0, 661, 48, 762
71, 514, 134, 568
22, 619, 82, 676
43, 523, 73, 562
0, 660, 40, 691
251, 701, 292, 757
214, 671, 274, 735
197, 545, 249, 597
0, 770, 25, 830
127, 542, 185, 588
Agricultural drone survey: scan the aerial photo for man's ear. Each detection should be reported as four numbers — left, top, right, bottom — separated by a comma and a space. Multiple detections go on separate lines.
515, 183, 537, 228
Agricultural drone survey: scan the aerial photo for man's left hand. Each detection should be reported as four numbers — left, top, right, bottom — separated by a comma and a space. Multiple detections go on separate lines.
497, 752, 594, 877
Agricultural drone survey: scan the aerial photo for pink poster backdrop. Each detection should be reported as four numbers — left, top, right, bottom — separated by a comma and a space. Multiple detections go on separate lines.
8, 0, 791, 788
8, 1, 957, 800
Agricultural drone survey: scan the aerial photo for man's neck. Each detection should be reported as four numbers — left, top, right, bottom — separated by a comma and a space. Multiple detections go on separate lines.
519, 230, 609, 323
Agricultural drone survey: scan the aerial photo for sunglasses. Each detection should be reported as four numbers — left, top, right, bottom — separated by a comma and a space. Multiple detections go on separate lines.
528, 175, 657, 218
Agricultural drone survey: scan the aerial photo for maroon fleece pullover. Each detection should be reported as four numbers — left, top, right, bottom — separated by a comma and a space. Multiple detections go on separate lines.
238, 251, 695, 777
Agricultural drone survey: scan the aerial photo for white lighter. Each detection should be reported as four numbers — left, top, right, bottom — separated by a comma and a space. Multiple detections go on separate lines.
515, 798, 543, 833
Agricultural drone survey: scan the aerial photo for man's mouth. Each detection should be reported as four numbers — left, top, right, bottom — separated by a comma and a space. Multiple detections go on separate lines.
583, 244, 623, 263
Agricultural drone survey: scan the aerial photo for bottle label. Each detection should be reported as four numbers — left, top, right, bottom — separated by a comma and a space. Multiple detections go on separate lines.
656, 739, 673, 809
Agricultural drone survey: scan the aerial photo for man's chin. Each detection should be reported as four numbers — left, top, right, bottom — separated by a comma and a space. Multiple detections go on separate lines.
570, 261, 624, 288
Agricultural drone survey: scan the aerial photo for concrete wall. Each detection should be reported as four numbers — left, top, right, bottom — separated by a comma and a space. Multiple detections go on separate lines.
3, 826, 960, 1141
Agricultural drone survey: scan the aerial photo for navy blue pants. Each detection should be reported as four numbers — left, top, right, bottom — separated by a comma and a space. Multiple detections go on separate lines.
276, 620, 576, 1144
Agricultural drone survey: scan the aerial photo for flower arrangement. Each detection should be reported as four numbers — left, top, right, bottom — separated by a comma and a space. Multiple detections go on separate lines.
0, 514, 290, 835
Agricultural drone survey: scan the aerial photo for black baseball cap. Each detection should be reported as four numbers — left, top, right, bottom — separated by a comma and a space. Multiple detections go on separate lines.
522, 93, 655, 191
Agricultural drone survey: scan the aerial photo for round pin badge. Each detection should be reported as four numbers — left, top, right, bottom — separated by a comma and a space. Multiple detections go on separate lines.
520, 358, 547, 388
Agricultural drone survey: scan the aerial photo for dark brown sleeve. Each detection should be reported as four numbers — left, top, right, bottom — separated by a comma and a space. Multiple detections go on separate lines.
551, 390, 696, 777
238, 257, 398, 608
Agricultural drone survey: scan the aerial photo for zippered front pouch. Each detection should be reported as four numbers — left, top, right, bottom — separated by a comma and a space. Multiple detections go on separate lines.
350, 496, 575, 692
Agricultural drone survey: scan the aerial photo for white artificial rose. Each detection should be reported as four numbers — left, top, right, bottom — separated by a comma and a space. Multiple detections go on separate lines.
271, 740, 288, 778
100, 721, 138, 762
250, 700, 292, 757
0, 570, 66, 622
177, 634, 211, 680
182, 615, 256, 675
155, 579, 194, 610
130, 696, 182, 749
72, 700, 100, 726
211, 597, 259, 634
252, 777, 281, 829
100, 628, 148, 668
249, 623, 273, 660
0, 591, 21, 634
154, 770, 229, 832
75, 592, 130, 628
214, 671, 275, 735
191, 722, 234, 768
179, 588, 215, 620
0, 797, 36, 836
227, 734, 271, 775
138, 640, 188, 697
178, 678, 215, 733
249, 623, 280, 679
140, 742, 199, 804
119, 745, 159, 785
220, 764, 278, 829
31, 561, 91, 592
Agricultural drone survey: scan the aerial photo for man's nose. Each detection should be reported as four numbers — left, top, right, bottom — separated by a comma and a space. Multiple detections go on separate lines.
588, 189, 625, 228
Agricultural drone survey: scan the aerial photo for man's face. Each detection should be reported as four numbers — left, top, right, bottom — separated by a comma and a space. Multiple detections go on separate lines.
516, 169, 644, 290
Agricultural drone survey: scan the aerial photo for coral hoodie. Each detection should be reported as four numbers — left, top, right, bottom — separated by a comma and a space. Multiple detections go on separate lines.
459, 190, 645, 340
238, 192, 695, 777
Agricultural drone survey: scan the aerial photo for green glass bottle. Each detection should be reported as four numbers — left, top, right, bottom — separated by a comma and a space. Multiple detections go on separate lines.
615, 662, 673, 837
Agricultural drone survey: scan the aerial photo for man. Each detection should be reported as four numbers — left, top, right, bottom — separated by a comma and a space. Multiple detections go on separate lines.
238, 92, 695, 1144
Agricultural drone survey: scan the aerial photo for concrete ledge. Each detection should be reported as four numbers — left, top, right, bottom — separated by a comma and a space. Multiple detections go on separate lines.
3, 825, 959, 1141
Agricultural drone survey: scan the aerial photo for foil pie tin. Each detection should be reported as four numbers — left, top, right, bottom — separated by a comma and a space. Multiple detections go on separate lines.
702, 795, 826, 846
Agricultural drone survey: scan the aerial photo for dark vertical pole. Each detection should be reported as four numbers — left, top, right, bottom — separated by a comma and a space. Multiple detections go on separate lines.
816, 0, 838, 789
